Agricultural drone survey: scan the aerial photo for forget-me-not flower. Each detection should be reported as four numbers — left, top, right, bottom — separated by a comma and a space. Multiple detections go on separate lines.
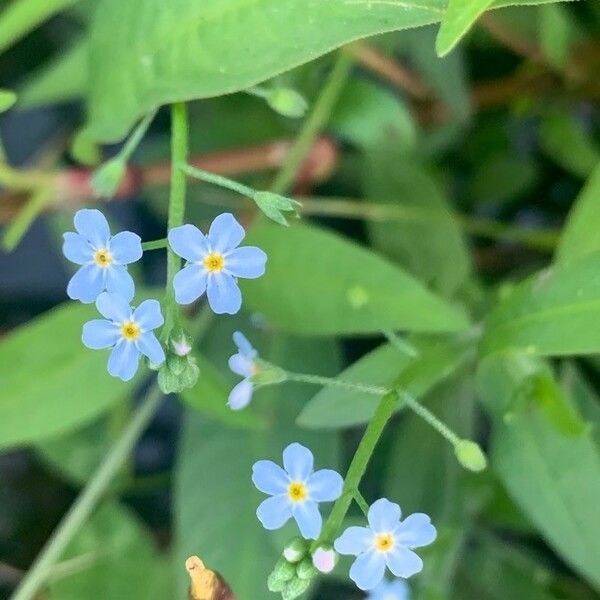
82, 292, 165, 381
63, 209, 142, 303
227, 331, 258, 410
334, 498, 436, 591
168, 213, 267, 314
367, 579, 410, 600
252, 442, 343, 540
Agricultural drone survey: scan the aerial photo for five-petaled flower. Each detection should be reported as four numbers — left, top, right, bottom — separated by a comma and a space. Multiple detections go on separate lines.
252, 442, 343, 540
367, 578, 410, 600
168, 213, 267, 314
227, 331, 258, 410
82, 292, 166, 381
334, 498, 436, 591
63, 209, 142, 303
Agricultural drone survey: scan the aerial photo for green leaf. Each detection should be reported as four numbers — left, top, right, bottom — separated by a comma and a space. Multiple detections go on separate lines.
538, 4, 574, 68
0, 302, 136, 449
243, 222, 469, 336
435, 0, 495, 57
0, 88, 17, 112
555, 163, 600, 264
85, 0, 561, 142
481, 252, 600, 357
363, 151, 471, 297
477, 352, 600, 591
175, 334, 340, 600
179, 353, 265, 430
47, 503, 169, 600
297, 334, 474, 429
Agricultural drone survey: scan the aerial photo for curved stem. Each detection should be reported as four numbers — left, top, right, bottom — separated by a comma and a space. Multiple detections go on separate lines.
284, 371, 387, 396
10, 387, 163, 600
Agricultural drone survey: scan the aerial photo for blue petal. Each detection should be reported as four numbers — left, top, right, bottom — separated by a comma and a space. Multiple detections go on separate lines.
225, 246, 267, 279
283, 443, 313, 481
208, 213, 245, 253
82, 319, 120, 349
96, 292, 132, 323
135, 332, 165, 364
168, 224, 209, 262
307, 469, 343, 502
133, 299, 164, 331
252, 460, 289, 495
74, 209, 110, 247
63, 232, 93, 264
228, 353, 254, 377
233, 331, 256, 357
206, 273, 241, 315
334, 526, 373, 556
110, 231, 142, 264
256, 495, 292, 530
107, 339, 140, 381
227, 380, 254, 410
385, 546, 423, 578
173, 264, 207, 305
349, 550, 386, 591
104, 265, 135, 303
367, 579, 410, 600
368, 499, 401, 534
67, 264, 104, 304
395, 513, 436, 548
292, 500, 322, 540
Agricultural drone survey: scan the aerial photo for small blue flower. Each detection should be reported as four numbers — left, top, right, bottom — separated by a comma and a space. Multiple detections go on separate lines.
63, 209, 142, 303
82, 292, 166, 381
252, 442, 343, 540
227, 331, 258, 410
334, 498, 436, 591
168, 213, 267, 314
367, 579, 410, 600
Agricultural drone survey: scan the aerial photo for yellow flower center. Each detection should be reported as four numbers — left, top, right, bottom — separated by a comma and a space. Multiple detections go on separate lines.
203, 252, 225, 273
374, 533, 395, 553
121, 321, 140, 341
288, 481, 307, 502
94, 248, 113, 268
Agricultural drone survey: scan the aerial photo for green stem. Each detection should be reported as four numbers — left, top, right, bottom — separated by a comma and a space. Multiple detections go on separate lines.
382, 330, 418, 358
180, 163, 255, 198
353, 489, 370, 516
163, 102, 189, 340
119, 110, 157, 162
399, 391, 460, 445
284, 371, 387, 396
2, 187, 52, 251
312, 391, 398, 551
141, 238, 168, 251
9, 387, 162, 600
270, 51, 352, 194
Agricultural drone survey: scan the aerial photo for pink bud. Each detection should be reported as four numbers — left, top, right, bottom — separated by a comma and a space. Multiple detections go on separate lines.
312, 547, 336, 574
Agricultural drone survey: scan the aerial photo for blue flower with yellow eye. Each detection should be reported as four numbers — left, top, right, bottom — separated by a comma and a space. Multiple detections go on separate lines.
227, 331, 258, 410
367, 579, 410, 600
252, 443, 343, 540
82, 292, 165, 381
63, 209, 142, 303
168, 213, 267, 314
335, 499, 436, 591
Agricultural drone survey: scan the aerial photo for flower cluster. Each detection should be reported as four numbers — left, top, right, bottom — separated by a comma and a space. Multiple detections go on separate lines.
62, 209, 266, 383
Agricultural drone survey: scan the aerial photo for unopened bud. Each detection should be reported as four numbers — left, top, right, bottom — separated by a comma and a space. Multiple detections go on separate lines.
158, 355, 199, 394
268, 558, 296, 592
283, 537, 308, 563
91, 157, 126, 198
172, 337, 192, 357
266, 87, 308, 118
254, 191, 301, 226
296, 558, 317, 580
311, 547, 336, 574
282, 576, 311, 600
454, 439, 487, 472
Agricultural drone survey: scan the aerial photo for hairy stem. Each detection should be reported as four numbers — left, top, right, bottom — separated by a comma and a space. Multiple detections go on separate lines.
10, 387, 162, 600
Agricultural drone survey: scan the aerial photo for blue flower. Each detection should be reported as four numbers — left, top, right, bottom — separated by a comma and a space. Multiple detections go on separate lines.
63, 209, 142, 303
252, 442, 343, 540
82, 292, 166, 381
367, 579, 410, 600
168, 213, 267, 314
227, 331, 258, 410
334, 499, 436, 591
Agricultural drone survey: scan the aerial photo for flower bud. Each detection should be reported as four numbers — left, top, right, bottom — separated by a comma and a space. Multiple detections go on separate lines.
283, 537, 308, 563
254, 191, 301, 226
91, 157, 126, 198
250, 362, 287, 386
282, 576, 311, 600
267, 558, 296, 592
311, 547, 336, 574
158, 354, 199, 394
296, 557, 317, 580
266, 87, 308, 118
454, 439, 487, 472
